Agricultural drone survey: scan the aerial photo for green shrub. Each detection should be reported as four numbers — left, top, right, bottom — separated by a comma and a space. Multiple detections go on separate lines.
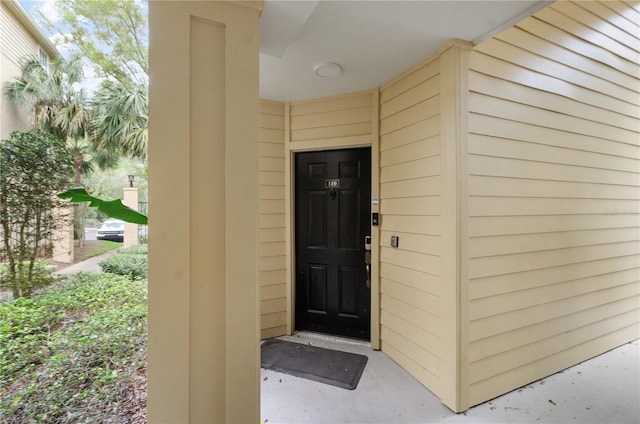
0, 273, 147, 422
0, 260, 58, 291
118, 244, 148, 256
0, 129, 74, 298
99, 244, 147, 279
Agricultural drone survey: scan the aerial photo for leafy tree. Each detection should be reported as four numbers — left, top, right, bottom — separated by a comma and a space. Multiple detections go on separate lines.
4, 56, 88, 147
4, 55, 116, 186
92, 80, 148, 160
36, 0, 148, 85
0, 130, 74, 298
4, 55, 120, 243
36, 0, 149, 160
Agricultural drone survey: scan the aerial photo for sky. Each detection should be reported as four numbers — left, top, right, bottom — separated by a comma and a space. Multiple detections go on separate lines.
17, 0, 117, 96
19, 1, 56, 36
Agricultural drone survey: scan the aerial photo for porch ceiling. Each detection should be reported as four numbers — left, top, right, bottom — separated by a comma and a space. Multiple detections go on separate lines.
259, 0, 552, 102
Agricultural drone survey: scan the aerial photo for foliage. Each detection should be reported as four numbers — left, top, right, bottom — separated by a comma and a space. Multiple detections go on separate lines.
84, 157, 147, 200
0, 261, 57, 292
2, 55, 120, 177
116, 245, 147, 256
59, 188, 148, 225
82, 157, 148, 226
3, 55, 89, 145
0, 130, 74, 298
3, 55, 121, 244
35, 0, 149, 160
92, 80, 148, 160
99, 244, 148, 279
87, 240, 121, 258
36, 0, 148, 86
0, 273, 147, 423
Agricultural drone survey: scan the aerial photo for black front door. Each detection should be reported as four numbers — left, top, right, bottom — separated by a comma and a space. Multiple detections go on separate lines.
295, 148, 371, 340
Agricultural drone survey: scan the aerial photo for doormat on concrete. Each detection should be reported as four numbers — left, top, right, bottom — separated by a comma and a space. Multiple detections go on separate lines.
261, 339, 368, 390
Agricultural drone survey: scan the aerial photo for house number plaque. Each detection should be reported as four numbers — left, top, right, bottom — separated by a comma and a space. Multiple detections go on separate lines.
325, 179, 340, 188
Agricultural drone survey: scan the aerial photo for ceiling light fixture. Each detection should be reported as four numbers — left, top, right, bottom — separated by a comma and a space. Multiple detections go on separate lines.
313, 62, 342, 78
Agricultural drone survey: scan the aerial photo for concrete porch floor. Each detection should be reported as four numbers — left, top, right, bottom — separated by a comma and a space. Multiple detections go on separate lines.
261, 333, 639, 424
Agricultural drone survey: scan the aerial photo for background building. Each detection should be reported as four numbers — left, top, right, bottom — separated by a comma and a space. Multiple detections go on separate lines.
1, 0, 73, 264
1, 0, 58, 139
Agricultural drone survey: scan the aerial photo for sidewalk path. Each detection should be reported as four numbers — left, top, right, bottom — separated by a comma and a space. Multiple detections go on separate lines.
55, 250, 119, 275
1, 250, 120, 303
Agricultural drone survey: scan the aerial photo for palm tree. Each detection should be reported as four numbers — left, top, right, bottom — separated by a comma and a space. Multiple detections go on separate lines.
91, 80, 148, 160
6, 55, 87, 182
4, 55, 119, 244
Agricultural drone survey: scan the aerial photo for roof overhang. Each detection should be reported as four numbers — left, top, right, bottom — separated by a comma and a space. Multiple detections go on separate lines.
3, 0, 59, 59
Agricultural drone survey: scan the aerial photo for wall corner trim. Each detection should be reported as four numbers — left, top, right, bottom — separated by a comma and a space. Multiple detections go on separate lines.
439, 40, 472, 413
437, 38, 474, 56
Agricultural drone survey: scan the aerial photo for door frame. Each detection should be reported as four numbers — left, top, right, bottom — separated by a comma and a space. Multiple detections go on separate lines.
283, 89, 381, 349
294, 147, 372, 339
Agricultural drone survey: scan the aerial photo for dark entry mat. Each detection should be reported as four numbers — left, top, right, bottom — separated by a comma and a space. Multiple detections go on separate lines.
261, 339, 368, 390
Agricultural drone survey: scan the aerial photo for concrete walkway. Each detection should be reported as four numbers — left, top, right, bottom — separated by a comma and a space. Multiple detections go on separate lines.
261, 333, 640, 424
55, 250, 119, 275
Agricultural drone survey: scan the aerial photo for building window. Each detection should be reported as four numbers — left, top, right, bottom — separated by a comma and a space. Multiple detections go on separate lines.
38, 47, 49, 70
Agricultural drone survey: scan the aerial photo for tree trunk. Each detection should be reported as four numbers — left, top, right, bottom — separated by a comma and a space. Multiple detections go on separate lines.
73, 157, 86, 247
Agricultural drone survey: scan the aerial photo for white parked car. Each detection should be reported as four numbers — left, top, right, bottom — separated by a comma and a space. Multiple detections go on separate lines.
96, 219, 125, 242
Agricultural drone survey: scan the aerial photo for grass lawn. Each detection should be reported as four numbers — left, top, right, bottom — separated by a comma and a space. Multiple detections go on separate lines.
0, 273, 147, 423
52, 240, 123, 274
86, 240, 122, 257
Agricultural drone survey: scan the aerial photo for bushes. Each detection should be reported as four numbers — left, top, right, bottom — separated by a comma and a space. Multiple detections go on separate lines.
0, 260, 58, 293
0, 273, 147, 423
99, 244, 147, 279
0, 130, 74, 299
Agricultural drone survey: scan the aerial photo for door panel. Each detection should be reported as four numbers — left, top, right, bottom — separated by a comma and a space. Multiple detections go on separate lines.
308, 191, 327, 248
338, 190, 358, 249
295, 148, 371, 340
308, 264, 327, 313
338, 266, 359, 316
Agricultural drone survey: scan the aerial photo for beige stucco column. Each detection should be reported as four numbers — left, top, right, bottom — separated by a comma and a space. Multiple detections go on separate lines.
148, 1, 261, 423
122, 187, 139, 248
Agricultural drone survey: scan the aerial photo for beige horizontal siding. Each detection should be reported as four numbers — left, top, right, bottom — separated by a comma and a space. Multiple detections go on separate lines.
259, 100, 286, 339
466, 0, 640, 407
1, 3, 38, 66
1, 3, 40, 139
470, 323, 639, 404
289, 91, 372, 142
379, 56, 443, 398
